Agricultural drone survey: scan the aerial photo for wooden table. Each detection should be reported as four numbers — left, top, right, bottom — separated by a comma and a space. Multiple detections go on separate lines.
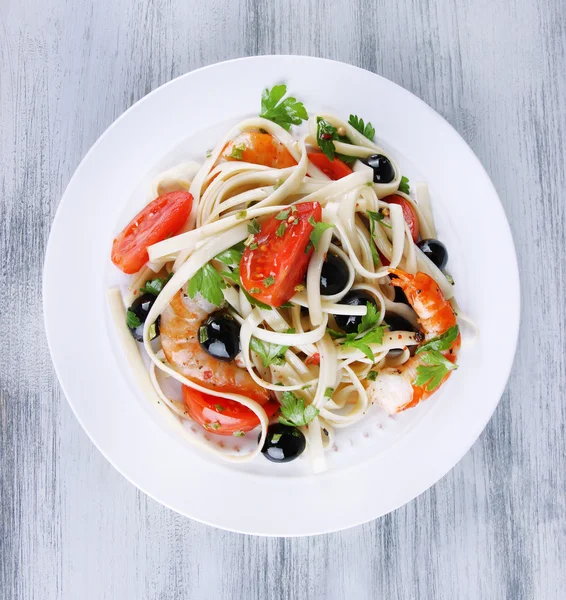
2, 0, 565, 597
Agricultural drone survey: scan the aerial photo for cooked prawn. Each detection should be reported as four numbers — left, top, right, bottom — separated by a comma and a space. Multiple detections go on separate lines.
160, 291, 271, 403
222, 132, 297, 169
367, 269, 460, 413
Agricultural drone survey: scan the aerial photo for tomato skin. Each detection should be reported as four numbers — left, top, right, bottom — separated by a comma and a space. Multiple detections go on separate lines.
308, 152, 353, 180
240, 202, 322, 307
384, 194, 419, 242
182, 386, 279, 436
223, 132, 297, 169
305, 353, 320, 366
111, 191, 193, 274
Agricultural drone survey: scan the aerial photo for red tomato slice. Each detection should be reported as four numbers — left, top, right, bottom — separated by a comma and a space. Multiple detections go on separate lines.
308, 152, 353, 180
111, 191, 193, 274
182, 386, 279, 436
240, 202, 322, 307
384, 194, 419, 242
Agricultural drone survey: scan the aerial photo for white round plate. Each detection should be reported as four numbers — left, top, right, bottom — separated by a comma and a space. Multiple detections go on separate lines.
44, 56, 519, 536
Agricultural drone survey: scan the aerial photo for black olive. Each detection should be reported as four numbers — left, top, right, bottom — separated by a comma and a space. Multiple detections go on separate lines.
362, 154, 395, 184
320, 254, 349, 296
385, 313, 419, 333
127, 293, 159, 342
199, 313, 240, 362
259, 424, 306, 463
335, 291, 376, 333
417, 238, 448, 270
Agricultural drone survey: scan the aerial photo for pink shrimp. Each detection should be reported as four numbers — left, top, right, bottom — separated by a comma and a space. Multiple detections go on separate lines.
367, 269, 460, 414
160, 291, 271, 404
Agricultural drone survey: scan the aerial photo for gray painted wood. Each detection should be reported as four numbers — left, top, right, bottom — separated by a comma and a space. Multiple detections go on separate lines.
1, 0, 565, 597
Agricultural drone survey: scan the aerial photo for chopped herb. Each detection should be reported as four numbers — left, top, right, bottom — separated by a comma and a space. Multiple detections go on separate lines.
264, 276, 275, 287
249, 287, 262, 294
206, 149, 213, 158
445, 272, 455, 285
236, 210, 248, 220
198, 326, 208, 343
247, 218, 261, 234
250, 337, 288, 367
148, 323, 157, 340
249, 242, 258, 250
294, 284, 305, 292
273, 179, 283, 190
140, 273, 173, 296
271, 433, 283, 444
275, 209, 290, 220
278, 391, 319, 427
291, 205, 297, 214
293, 218, 299, 225
126, 310, 141, 329
398, 176, 410, 194
367, 370, 378, 381
187, 263, 226, 306
214, 404, 225, 412
259, 84, 308, 131
233, 430, 245, 437
206, 422, 221, 430
416, 326, 459, 355
276, 222, 287, 237
414, 350, 458, 391
308, 216, 334, 251
348, 114, 375, 141
229, 143, 246, 160
304, 241, 313, 254
301, 384, 312, 390
324, 387, 334, 398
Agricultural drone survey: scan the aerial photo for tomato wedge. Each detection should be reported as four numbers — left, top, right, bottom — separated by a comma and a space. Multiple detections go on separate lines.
308, 152, 353, 180
182, 386, 279, 436
240, 202, 322, 307
111, 191, 192, 274
223, 132, 297, 169
384, 194, 419, 242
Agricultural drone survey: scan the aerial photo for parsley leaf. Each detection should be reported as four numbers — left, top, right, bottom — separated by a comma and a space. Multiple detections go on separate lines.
324, 387, 334, 398
416, 326, 459, 354
398, 176, 410, 194
414, 350, 458, 391
316, 117, 338, 161
264, 276, 275, 287
276, 222, 286, 237
368, 210, 391, 230
242, 287, 272, 310
140, 273, 173, 296
348, 114, 375, 141
126, 310, 141, 329
308, 216, 334, 251
260, 84, 308, 131
250, 337, 289, 367
278, 391, 319, 427
215, 243, 245, 267
358, 301, 380, 334
326, 327, 344, 339
187, 263, 226, 306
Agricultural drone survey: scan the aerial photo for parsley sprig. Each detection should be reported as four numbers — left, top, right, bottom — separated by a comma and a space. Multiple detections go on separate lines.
341, 303, 386, 361
315, 117, 356, 165
260, 85, 308, 131
250, 336, 290, 367
278, 391, 319, 427
348, 114, 375, 141
413, 326, 460, 391
367, 210, 391, 266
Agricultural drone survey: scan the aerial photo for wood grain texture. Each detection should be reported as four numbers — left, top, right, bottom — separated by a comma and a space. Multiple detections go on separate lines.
1, 0, 565, 598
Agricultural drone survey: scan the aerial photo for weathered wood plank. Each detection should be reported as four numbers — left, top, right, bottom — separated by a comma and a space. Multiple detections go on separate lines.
1, 0, 564, 598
